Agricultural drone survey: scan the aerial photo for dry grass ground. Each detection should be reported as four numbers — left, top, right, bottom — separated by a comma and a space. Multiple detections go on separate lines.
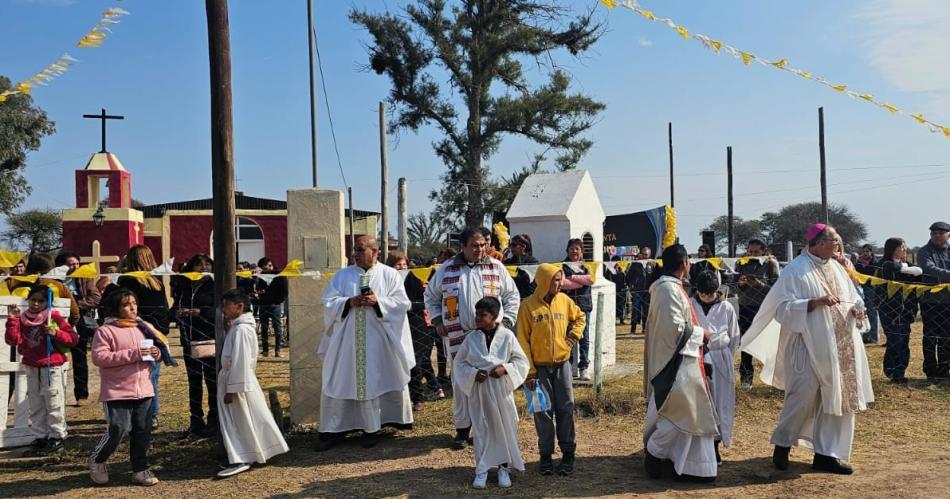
2, 325, 950, 498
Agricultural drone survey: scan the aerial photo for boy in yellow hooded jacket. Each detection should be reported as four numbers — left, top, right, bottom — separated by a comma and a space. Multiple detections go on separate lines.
516, 263, 586, 476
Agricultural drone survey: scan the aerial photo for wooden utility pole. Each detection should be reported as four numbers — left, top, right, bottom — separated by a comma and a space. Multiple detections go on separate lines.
307, 0, 318, 187
379, 101, 389, 261
206, 0, 236, 304
398, 177, 408, 254
727, 146, 735, 258
819, 107, 829, 223
668, 122, 675, 208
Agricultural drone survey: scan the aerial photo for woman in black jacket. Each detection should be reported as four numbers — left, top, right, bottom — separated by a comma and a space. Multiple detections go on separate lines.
171, 254, 219, 437
878, 238, 922, 384
116, 245, 171, 429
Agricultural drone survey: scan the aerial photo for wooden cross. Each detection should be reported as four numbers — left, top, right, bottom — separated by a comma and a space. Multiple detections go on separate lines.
80, 240, 121, 274
82, 108, 125, 153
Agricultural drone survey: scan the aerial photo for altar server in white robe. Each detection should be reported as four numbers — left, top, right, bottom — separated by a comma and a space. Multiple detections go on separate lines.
317, 235, 415, 451
644, 245, 720, 483
690, 270, 740, 464
216, 288, 289, 478
742, 223, 874, 475
454, 296, 529, 489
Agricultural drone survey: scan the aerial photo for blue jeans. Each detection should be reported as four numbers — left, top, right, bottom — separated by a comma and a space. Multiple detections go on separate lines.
149, 361, 160, 418
571, 312, 591, 371
260, 304, 284, 353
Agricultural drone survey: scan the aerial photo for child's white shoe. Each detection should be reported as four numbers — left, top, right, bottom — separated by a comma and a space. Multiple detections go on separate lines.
498, 465, 512, 488
472, 471, 488, 489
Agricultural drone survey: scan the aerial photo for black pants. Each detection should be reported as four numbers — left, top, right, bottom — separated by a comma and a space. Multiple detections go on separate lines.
70, 325, 95, 401
881, 318, 911, 379
920, 302, 950, 378
184, 354, 219, 430
738, 304, 759, 382
259, 304, 283, 354
533, 363, 575, 455
408, 324, 440, 403
91, 398, 153, 472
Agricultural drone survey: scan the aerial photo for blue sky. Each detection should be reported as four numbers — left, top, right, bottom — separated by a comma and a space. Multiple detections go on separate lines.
3, 0, 949, 253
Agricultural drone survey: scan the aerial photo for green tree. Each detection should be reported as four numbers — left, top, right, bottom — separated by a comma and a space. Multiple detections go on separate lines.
760, 202, 867, 250
352, 0, 605, 227
407, 209, 455, 262
0, 76, 56, 215
3, 208, 63, 253
701, 216, 763, 255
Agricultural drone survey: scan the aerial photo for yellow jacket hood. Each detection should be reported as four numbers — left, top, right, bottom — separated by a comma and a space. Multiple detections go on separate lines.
532, 263, 562, 301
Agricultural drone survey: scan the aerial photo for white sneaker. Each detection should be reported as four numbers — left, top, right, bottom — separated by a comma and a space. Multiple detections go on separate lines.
579, 369, 591, 381
89, 459, 109, 485
217, 463, 251, 478
498, 465, 512, 488
132, 469, 159, 486
472, 471, 488, 489
740, 381, 753, 391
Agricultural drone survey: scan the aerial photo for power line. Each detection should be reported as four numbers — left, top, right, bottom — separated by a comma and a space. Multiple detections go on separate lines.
312, 24, 347, 189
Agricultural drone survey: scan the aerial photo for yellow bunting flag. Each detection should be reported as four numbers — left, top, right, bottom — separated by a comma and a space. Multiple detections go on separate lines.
739, 51, 754, 65
706, 257, 722, 270
236, 271, 253, 279
675, 26, 689, 40
831, 84, 847, 92
278, 259, 304, 277
600, 0, 617, 8
505, 266, 519, 278
883, 103, 899, 113
70, 263, 98, 279
770, 59, 788, 69
0, 250, 26, 268
886, 281, 903, 299
409, 267, 433, 283
582, 262, 600, 281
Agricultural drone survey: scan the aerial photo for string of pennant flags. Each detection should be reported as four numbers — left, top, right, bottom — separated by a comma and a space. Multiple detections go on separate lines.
0, 5, 130, 103
2, 248, 942, 302
600, 0, 950, 140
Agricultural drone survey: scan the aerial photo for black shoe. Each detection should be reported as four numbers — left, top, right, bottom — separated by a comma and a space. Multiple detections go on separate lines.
179, 427, 205, 440
24, 438, 48, 457
773, 445, 790, 470
539, 455, 554, 475
451, 429, 470, 450
41, 438, 64, 455
674, 472, 717, 483
316, 433, 343, 452
361, 432, 381, 448
714, 440, 722, 465
557, 452, 575, 476
813, 454, 853, 475
644, 450, 663, 479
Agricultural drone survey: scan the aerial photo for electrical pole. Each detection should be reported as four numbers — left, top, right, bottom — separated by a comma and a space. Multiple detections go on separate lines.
819, 107, 828, 223
727, 146, 735, 258
668, 122, 675, 208
379, 101, 389, 261
307, 0, 318, 187
398, 177, 408, 254
205, 0, 236, 462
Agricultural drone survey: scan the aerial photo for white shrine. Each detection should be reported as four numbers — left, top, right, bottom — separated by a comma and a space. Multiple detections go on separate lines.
506, 169, 617, 368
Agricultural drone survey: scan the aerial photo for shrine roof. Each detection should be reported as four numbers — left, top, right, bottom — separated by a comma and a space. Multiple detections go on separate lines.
139, 193, 378, 219
83, 152, 126, 171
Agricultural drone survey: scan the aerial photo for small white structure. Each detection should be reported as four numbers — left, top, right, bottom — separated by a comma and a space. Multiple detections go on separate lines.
507, 170, 606, 264
506, 169, 616, 368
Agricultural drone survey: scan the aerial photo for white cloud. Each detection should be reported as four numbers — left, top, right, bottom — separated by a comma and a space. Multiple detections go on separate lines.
638, 37, 653, 47
856, 0, 950, 113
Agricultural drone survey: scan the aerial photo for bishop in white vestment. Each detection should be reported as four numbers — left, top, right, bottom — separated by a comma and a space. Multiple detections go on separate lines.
217, 292, 289, 478
742, 224, 874, 475
317, 236, 415, 449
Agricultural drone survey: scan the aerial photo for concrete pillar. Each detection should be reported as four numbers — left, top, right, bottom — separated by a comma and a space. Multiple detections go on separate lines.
287, 188, 345, 426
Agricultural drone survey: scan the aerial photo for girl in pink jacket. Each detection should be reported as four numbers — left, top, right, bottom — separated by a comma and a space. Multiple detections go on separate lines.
89, 288, 162, 487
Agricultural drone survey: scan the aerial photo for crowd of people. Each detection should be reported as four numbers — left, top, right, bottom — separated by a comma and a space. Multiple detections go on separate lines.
4, 246, 290, 485
5, 219, 950, 489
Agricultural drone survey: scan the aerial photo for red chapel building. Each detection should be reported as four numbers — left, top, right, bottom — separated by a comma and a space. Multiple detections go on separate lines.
62, 151, 379, 270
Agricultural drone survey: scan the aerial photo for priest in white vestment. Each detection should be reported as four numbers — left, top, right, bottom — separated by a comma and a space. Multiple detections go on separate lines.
454, 296, 529, 489
742, 223, 874, 475
317, 236, 415, 450
690, 270, 741, 464
425, 228, 520, 450
643, 245, 720, 482
217, 289, 289, 478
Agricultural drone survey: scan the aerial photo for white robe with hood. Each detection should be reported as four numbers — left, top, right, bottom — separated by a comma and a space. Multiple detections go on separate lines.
741, 251, 874, 459
453, 326, 530, 474
691, 297, 741, 447
319, 262, 415, 433
218, 312, 290, 464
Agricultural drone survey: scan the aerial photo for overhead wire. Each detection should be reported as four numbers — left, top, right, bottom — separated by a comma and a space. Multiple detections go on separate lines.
312, 23, 348, 189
